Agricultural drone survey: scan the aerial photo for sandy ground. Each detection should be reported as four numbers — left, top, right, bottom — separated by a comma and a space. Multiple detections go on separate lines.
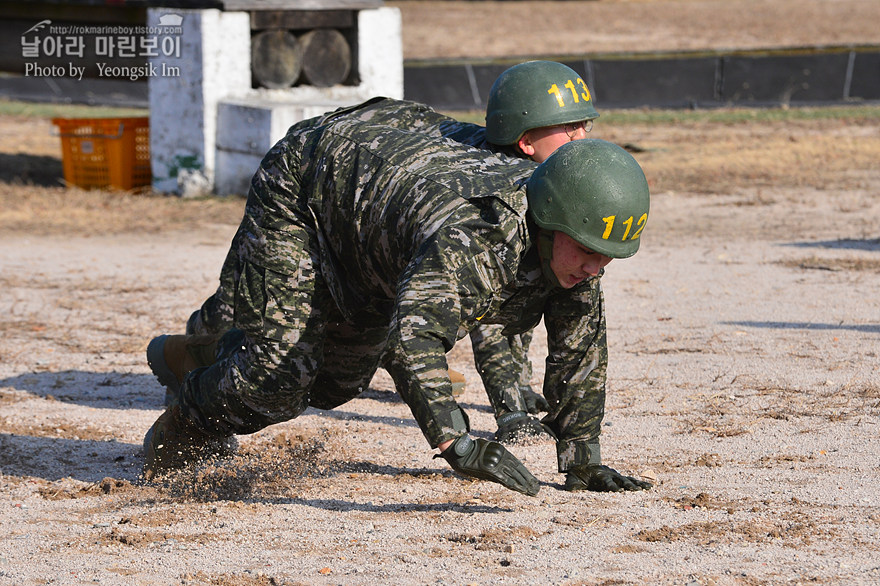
2, 117, 880, 586
2, 1, 880, 584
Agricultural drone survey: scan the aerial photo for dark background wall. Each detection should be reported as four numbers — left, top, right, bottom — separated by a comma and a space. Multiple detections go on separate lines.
403, 46, 880, 111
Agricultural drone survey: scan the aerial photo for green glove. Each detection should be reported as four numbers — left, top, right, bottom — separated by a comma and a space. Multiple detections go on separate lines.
494, 411, 550, 444
438, 435, 540, 496
521, 389, 550, 414
564, 464, 653, 492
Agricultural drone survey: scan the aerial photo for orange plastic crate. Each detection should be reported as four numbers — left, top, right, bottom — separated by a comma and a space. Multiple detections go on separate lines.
52, 117, 151, 190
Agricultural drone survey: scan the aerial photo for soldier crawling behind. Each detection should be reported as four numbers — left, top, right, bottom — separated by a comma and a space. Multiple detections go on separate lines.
143, 98, 652, 496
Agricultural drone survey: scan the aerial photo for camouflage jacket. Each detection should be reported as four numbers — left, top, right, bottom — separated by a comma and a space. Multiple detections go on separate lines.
251, 99, 606, 466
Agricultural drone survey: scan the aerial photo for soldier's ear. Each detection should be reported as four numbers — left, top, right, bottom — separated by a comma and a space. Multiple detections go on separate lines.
516, 131, 537, 158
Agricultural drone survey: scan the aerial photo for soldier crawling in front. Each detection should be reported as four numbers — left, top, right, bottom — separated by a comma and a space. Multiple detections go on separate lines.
142, 99, 653, 496
180, 61, 603, 445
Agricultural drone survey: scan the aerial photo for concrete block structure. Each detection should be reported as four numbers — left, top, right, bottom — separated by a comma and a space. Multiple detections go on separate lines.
214, 97, 351, 196
147, 3, 403, 196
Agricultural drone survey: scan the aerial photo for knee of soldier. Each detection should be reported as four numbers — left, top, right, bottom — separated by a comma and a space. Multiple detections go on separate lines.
223, 348, 316, 424
224, 331, 321, 395
308, 370, 374, 410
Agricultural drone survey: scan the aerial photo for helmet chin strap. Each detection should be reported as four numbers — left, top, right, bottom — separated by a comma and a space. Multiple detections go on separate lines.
537, 230, 562, 288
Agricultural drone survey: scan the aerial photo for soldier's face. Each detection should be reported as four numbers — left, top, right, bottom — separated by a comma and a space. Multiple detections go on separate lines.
518, 120, 592, 163
550, 232, 613, 288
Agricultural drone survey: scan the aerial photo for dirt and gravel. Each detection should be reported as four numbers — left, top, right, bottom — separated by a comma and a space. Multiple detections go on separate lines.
2, 1, 880, 585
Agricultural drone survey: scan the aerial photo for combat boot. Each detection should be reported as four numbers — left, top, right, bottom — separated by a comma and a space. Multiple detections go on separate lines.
142, 405, 237, 480
146, 333, 221, 404
449, 368, 466, 397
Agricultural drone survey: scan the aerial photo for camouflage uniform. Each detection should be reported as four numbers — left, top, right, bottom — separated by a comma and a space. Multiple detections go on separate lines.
435, 123, 538, 417
180, 99, 606, 471
189, 99, 538, 419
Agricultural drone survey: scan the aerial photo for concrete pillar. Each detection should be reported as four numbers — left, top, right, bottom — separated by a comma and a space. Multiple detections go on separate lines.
357, 7, 404, 99
147, 8, 250, 196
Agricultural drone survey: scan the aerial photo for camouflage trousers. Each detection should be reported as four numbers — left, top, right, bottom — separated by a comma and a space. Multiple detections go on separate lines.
469, 324, 535, 416
179, 208, 390, 438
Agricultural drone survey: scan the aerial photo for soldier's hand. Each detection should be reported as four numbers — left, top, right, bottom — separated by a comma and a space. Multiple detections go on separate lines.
565, 464, 652, 493
521, 389, 550, 414
494, 411, 551, 444
438, 435, 540, 496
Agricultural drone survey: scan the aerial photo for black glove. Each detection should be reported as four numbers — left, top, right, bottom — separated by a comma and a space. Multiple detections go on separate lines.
437, 435, 540, 496
564, 464, 653, 492
494, 411, 550, 444
521, 389, 550, 414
